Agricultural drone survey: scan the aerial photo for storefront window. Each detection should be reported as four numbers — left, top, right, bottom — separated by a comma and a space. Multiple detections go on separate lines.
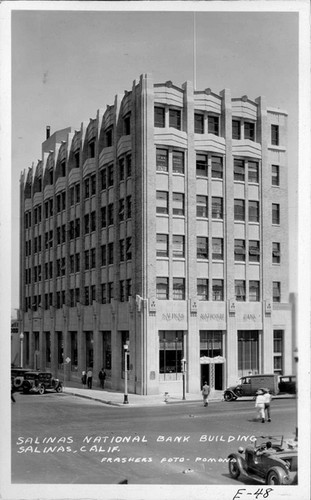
159, 331, 184, 380
238, 330, 259, 377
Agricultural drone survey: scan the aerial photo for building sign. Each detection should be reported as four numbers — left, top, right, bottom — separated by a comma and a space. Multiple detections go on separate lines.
200, 313, 225, 322
162, 313, 184, 322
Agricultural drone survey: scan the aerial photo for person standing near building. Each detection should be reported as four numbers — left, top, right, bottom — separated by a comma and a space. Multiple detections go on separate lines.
81, 371, 87, 388
98, 368, 106, 389
255, 389, 266, 422
263, 388, 272, 422
202, 381, 210, 407
87, 368, 93, 389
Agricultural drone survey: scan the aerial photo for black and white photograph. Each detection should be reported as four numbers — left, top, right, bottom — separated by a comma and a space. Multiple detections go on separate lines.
0, 1, 310, 499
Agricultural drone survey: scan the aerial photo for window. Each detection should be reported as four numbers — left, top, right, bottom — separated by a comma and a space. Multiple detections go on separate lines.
88, 140, 95, 158
172, 193, 184, 216
248, 161, 259, 183
249, 281, 260, 302
101, 168, 107, 190
197, 279, 208, 301
194, 113, 204, 134
75, 184, 80, 203
108, 203, 114, 226
212, 280, 224, 301
196, 154, 208, 177
126, 195, 132, 219
273, 281, 281, 302
84, 250, 90, 270
271, 125, 279, 146
234, 199, 245, 221
108, 242, 114, 265
208, 115, 219, 136
91, 285, 96, 303
156, 148, 168, 172
101, 284, 106, 304
154, 107, 165, 128
91, 248, 96, 268
156, 234, 168, 257
104, 127, 113, 147
235, 280, 246, 301
70, 187, 74, 206
84, 286, 90, 306
84, 214, 90, 234
126, 279, 132, 300
69, 255, 74, 274
196, 195, 208, 218
126, 237, 132, 260
123, 114, 131, 135
172, 151, 184, 174
119, 199, 125, 222
91, 174, 96, 196
244, 122, 255, 141
156, 191, 168, 214
119, 239, 125, 262
126, 155, 132, 177
249, 240, 260, 263
212, 197, 223, 219
74, 151, 80, 169
119, 280, 125, 302
101, 245, 106, 266
234, 159, 245, 181
249, 201, 259, 223
118, 159, 124, 181
272, 203, 280, 225
173, 235, 185, 258
197, 237, 208, 259
212, 238, 223, 260
169, 109, 181, 130
272, 165, 279, 186
108, 164, 114, 187
232, 120, 241, 139
84, 178, 90, 199
211, 156, 223, 179
159, 331, 184, 378
90, 211, 96, 232
157, 277, 169, 300
238, 331, 259, 376
75, 253, 80, 272
273, 330, 283, 374
272, 242, 280, 264
101, 206, 106, 228
173, 278, 185, 300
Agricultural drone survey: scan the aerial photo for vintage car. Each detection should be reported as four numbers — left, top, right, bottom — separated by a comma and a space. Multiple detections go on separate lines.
228, 435, 298, 485
278, 375, 296, 394
22, 371, 63, 394
224, 374, 279, 401
11, 367, 33, 391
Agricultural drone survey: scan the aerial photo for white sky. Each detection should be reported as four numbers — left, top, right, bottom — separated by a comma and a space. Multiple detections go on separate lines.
10, 7, 299, 312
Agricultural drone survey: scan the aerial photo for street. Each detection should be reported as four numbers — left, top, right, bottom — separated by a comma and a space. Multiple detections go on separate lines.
11, 392, 296, 485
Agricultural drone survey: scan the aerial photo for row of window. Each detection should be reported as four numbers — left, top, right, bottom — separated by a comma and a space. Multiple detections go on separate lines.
156, 277, 281, 302
24, 278, 133, 311
154, 106, 281, 146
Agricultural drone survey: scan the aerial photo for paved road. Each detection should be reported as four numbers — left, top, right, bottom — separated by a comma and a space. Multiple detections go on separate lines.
11, 392, 296, 485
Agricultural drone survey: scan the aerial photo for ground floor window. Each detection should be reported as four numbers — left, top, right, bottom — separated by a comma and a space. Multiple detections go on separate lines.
273, 330, 283, 374
200, 330, 223, 357
45, 332, 51, 366
102, 331, 112, 371
238, 330, 259, 377
159, 330, 184, 380
70, 331, 78, 370
85, 331, 93, 370
57, 331, 63, 369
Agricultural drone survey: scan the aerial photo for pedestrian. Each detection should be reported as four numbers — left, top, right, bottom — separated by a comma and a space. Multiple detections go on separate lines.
87, 368, 93, 389
81, 371, 87, 388
98, 368, 106, 389
202, 381, 210, 407
263, 388, 272, 422
255, 389, 266, 422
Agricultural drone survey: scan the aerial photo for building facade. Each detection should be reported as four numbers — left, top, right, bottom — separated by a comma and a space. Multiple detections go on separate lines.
19, 73, 293, 395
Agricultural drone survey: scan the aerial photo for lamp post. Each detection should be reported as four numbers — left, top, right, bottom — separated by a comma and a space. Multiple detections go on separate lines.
123, 343, 129, 404
181, 358, 186, 400
19, 332, 24, 367
293, 348, 298, 441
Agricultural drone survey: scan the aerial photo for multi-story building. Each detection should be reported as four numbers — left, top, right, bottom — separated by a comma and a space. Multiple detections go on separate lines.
19, 73, 293, 396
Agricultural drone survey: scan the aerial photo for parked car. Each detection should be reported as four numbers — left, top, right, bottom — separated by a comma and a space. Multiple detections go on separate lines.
278, 375, 296, 394
22, 371, 63, 394
11, 367, 33, 391
228, 435, 298, 485
224, 374, 279, 401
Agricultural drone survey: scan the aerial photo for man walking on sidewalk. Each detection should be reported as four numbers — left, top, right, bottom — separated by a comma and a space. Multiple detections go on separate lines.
202, 381, 210, 407
98, 368, 106, 389
87, 368, 93, 389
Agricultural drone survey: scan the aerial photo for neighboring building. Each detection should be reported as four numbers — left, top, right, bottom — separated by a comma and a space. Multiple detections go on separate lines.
19, 74, 293, 395
11, 315, 20, 366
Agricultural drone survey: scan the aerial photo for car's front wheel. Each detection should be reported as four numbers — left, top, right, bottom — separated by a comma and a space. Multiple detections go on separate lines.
266, 467, 287, 485
38, 384, 45, 395
224, 391, 235, 402
228, 457, 240, 479
56, 385, 63, 393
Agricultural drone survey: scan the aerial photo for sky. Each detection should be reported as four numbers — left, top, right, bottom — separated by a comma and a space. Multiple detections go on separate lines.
10, 6, 300, 313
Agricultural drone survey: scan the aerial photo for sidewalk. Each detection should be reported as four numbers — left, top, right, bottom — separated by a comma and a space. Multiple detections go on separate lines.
62, 382, 223, 407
